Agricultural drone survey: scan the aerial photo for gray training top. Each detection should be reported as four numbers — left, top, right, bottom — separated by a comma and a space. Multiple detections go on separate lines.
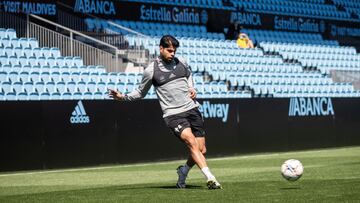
124, 56, 199, 117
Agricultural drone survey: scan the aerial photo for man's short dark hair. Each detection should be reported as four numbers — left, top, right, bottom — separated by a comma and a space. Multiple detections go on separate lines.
159, 35, 180, 48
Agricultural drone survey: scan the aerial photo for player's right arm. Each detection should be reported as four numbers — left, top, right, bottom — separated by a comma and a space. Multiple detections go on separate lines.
108, 62, 154, 101
108, 89, 126, 100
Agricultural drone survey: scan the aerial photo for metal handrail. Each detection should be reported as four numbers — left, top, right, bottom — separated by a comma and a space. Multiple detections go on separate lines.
27, 14, 123, 71
29, 14, 119, 52
106, 21, 149, 38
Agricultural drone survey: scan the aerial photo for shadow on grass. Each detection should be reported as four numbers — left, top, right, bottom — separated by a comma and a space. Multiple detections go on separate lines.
279, 186, 301, 190
111, 184, 203, 191
149, 184, 203, 190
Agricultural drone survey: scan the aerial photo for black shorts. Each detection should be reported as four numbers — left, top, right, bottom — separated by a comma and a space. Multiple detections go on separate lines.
163, 108, 206, 138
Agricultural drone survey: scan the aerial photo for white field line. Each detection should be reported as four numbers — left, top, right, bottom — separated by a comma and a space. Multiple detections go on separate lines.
0, 162, 177, 177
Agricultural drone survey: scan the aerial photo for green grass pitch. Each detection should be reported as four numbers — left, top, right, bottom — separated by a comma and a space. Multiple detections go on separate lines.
1, 146, 360, 202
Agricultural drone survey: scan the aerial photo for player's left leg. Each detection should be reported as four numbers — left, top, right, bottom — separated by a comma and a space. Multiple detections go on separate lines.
179, 107, 208, 175
187, 137, 206, 165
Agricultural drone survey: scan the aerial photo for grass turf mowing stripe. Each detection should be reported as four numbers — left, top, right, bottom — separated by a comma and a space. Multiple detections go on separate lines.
0, 146, 359, 202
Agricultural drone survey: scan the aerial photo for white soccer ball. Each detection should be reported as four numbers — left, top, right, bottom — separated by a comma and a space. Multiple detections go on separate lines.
281, 159, 304, 181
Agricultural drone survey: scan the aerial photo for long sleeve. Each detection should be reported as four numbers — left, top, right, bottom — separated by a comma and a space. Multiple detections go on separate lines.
187, 74, 194, 89
124, 63, 154, 101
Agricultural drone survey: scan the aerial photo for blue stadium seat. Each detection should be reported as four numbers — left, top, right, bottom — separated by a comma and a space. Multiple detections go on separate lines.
46, 81, 56, 93
32, 47, 43, 58
28, 92, 39, 100
0, 71, 7, 81
23, 81, 34, 93
56, 81, 66, 94
99, 72, 109, 83
5, 91, 17, 100
28, 38, 39, 48
17, 92, 28, 100
72, 91, 82, 100
10, 38, 20, 48
204, 91, 211, 98
28, 56, 38, 66
50, 47, 61, 58
13, 47, 24, 58
88, 72, 99, 82
61, 92, 72, 100
51, 91, 61, 100
87, 81, 97, 92
77, 81, 87, 92
2, 45, 10, 56
61, 71, 71, 83
80, 72, 90, 83
1, 38, 11, 48
5, 29, 16, 39
109, 72, 119, 83
12, 81, 23, 93
71, 71, 81, 82
8, 56, 19, 66
93, 90, 103, 100
64, 56, 74, 66
30, 71, 41, 83
83, 91, 93, 100
8, 71, 18, 82
46, 57, 57, 67
73, 57, 83, 66
51, 71, 61, 83
66, 81, 76, 93
19, 38, 30, 49
17, 57, 27, 68
35, 81, 46, 93
97, 81, 106, 93
56, 57, 65, 67
118, 73, 127, 83
41, 71, 51, 83
125, 82, 135, 93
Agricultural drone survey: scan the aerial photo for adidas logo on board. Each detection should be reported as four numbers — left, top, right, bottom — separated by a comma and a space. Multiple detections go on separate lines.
70, 100, 90, 124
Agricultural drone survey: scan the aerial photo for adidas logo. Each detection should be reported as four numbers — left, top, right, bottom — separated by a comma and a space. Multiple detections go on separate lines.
174, 124, 182, 133
70, 100, 90, 124
169, 73, 176, 79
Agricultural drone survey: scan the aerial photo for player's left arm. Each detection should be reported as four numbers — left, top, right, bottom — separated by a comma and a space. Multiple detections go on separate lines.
187, 74, 197, 99
178, 57, 197, 99
183, 59, 197, 99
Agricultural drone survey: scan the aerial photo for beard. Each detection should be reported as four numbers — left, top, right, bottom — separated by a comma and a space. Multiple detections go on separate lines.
161, 55, 174, 64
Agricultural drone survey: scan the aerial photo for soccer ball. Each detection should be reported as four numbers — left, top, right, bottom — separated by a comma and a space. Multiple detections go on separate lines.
281, 159, 304, 181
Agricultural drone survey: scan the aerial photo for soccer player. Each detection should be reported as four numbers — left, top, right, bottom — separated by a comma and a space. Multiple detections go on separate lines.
108, 35, 222, 190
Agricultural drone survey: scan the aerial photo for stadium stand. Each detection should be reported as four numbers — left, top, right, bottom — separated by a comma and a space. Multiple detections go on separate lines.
2, 23, 360, 101
2, 0, 360, 101
230, 0, 351, 20
85, 18, 224, 40
120, 0, 234, 9
124, 31, 360, 98
333, 0, 360, 19
241, 29, 339, 46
